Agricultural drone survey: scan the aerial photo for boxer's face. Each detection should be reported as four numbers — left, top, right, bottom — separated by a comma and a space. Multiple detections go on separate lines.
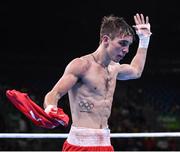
107, 35, 133, 62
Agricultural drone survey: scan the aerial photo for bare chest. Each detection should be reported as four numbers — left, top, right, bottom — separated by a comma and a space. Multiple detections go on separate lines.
82, 64, 117, 95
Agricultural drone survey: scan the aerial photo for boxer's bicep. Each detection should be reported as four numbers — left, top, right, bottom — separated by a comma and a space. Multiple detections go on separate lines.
51, 58, 89, 98
52, 72, 78, 98
44, 73, 78, 108
116, 64, 140, 80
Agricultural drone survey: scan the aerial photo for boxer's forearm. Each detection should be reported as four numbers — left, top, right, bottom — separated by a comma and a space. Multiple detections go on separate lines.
130, 47, 148, 77
43, 91, 61, 109
131, 13, 152, 76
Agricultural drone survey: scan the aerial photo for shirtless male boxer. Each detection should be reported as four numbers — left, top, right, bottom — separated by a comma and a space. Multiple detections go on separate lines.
44, 13, 152, 151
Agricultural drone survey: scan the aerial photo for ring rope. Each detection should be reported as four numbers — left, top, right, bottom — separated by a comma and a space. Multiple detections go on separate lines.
0, 132, 180, 138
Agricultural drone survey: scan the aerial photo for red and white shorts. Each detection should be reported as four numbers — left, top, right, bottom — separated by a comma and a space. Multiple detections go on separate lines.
62, 126, 114, 151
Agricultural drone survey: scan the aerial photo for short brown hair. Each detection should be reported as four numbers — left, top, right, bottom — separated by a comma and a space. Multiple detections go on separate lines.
99, 14, 135, 44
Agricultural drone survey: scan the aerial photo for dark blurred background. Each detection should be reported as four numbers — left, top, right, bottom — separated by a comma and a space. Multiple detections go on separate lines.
0, 0, 180, 151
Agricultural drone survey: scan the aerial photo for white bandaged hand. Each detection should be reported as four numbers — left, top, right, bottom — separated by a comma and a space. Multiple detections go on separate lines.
44, 104, 69, 126
44, 105, 57, 114
133, 13, 152, 48
134, 23, 152, 48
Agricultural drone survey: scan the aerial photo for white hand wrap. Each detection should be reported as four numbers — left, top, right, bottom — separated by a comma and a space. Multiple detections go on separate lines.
134, 23, 152, 49
139, 36, 150, 49
44, 105, 57, 114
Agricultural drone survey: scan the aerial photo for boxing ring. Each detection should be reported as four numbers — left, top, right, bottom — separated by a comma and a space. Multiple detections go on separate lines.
0, 132, 180, 138
3, 90, 179, 150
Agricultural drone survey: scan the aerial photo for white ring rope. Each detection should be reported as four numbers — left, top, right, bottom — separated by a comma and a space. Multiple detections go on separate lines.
0, 132, 180, 138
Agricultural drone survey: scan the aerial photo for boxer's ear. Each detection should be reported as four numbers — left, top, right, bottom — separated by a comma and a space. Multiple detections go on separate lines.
102, 35, 110, 47
102, 35, 109, 42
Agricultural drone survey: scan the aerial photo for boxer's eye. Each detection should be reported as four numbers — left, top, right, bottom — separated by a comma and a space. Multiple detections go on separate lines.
118, 40, 131, 47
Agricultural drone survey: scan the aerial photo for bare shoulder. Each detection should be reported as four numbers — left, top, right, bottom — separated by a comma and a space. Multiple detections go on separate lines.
109, 61, 128, 73
109, 61, 120, 70
110, 61, 126, 68
65, 55, 91, 76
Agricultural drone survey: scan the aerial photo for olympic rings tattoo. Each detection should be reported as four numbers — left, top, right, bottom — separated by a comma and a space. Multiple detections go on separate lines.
79, 101, 94, 113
